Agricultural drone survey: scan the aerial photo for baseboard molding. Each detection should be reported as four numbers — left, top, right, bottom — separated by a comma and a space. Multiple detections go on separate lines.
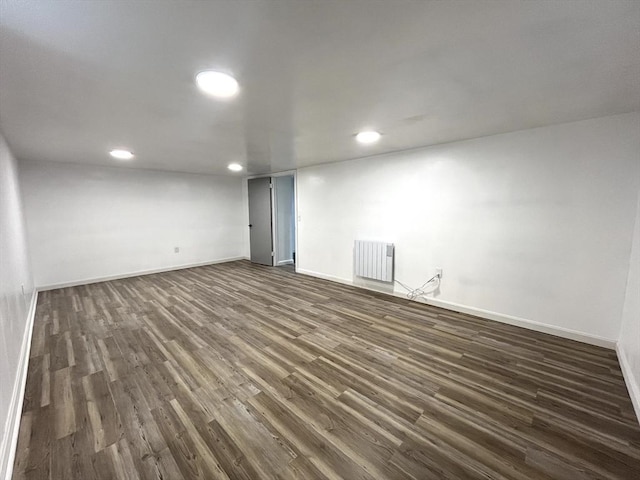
422, 296, 616, 349
37, 256, 249, 291
0, 290, 38, 480
296, 268, 352, 286
616, 343, 640, 425
296, 268, 617, 349
277, 259, 294, 266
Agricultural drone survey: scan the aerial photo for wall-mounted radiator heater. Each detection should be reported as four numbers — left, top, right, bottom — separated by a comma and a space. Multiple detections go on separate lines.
354, 240, 395, 282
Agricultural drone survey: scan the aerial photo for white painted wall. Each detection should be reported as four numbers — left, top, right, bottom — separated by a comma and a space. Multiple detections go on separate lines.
618, 189, 640, 420
297, 113, 640, 344
274, 175, 295, 265
20, 161, 247, 288
0, 133, 35, 480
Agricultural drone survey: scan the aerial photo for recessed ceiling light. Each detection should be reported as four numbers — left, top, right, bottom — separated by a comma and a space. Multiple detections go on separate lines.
227, 163, 243, 172
196, 71, 239, 98
356, 131, 381, 144
109, 149, 134, 160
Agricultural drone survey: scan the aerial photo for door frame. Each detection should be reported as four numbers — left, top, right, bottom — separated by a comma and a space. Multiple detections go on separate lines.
246, 170, 298, 271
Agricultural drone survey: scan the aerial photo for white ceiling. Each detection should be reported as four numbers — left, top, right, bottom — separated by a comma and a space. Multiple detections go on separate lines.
0, 0, 638, 175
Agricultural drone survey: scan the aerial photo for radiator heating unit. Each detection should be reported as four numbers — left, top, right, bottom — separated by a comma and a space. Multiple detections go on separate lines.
354, 240, 395, 282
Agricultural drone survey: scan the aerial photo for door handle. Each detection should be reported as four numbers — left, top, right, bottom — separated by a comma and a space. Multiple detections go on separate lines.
248, 224, 253, 227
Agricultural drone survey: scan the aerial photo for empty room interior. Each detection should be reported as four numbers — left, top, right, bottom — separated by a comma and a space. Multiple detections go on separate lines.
1, 1, 640, 479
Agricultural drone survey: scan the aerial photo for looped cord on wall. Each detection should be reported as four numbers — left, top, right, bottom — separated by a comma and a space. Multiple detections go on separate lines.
395, 273, 440, 300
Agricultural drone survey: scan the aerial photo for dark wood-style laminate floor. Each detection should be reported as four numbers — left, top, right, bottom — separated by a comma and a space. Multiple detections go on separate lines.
13, 260, 640, 479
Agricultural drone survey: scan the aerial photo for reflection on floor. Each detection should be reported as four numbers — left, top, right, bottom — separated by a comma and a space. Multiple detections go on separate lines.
13, 260, 640, 479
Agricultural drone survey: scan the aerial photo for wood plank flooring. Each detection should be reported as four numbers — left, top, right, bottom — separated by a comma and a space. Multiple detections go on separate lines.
12, 260, 640, 479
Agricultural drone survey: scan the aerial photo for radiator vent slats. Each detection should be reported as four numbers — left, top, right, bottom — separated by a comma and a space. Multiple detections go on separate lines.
354, 240, 394, 282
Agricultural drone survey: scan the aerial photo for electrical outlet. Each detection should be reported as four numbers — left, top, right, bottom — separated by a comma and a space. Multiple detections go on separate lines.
174, 247, 180, 253
436, 268, 443, 278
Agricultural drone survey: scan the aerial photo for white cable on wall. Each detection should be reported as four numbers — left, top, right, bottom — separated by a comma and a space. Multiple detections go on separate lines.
395, 273, 441, 300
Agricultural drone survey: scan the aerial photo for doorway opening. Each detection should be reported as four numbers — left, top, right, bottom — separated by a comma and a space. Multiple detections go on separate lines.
273, 175, 296, 268
247, 174, 296, 268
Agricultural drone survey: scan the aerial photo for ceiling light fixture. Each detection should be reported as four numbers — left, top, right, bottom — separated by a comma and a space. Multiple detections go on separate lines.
227, 163, 243, 172
196, 70, 239, 98
356, 130, 381, 144
109, 149, 134, 160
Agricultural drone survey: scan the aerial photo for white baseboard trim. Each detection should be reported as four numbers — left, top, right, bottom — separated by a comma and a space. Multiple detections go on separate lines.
296, 268, 352, 286
37, 256, 249, 291
1, 290, 38, 480
296, 268, 617, 349
616, 343, 640, 425
421, 296, 616, 349
277, 259, 294, 266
